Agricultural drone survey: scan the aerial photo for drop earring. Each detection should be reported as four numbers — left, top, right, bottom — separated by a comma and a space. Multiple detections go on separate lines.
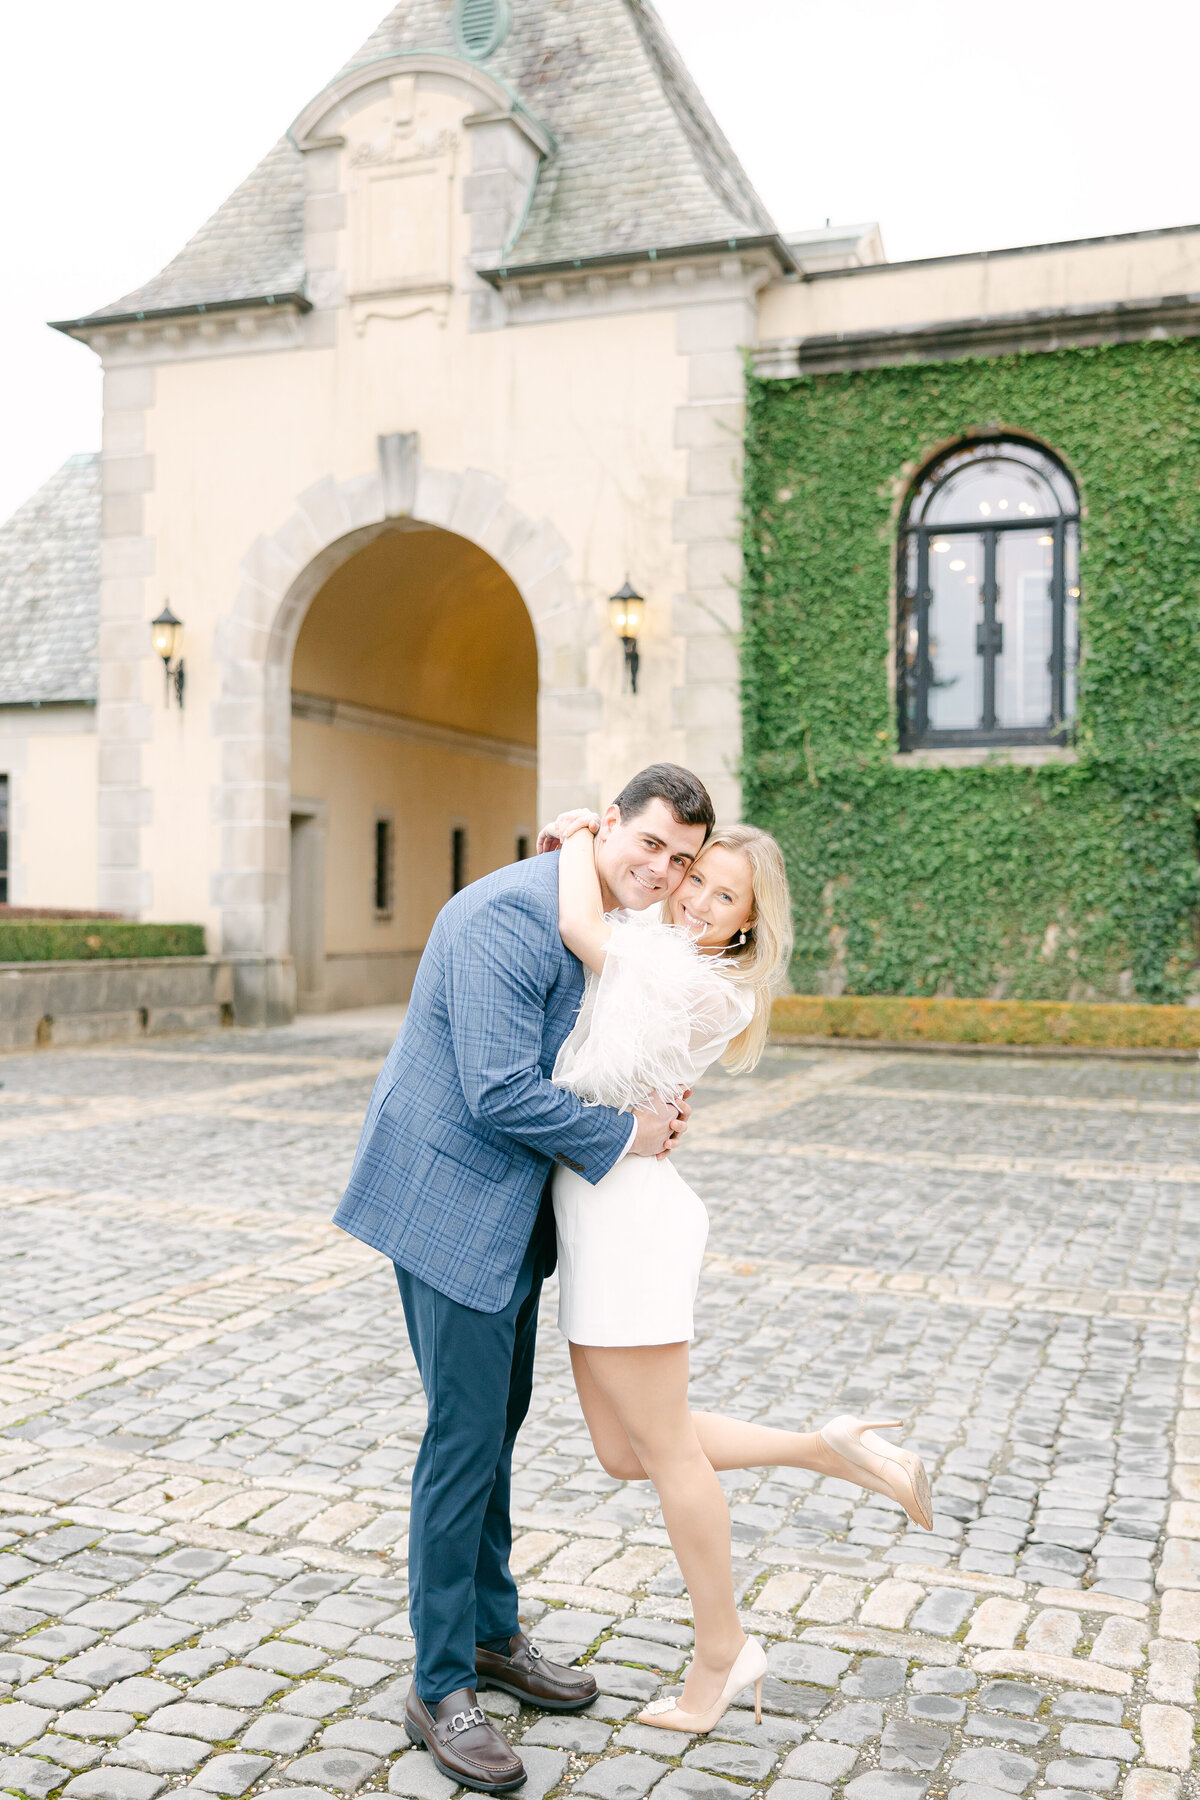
731, 928, 749, 947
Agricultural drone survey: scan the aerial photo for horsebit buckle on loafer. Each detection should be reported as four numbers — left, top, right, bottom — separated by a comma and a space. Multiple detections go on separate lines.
448, 1705, 487, 1735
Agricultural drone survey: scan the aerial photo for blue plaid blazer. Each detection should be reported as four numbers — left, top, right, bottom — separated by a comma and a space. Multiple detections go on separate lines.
334, 851, 632, 1313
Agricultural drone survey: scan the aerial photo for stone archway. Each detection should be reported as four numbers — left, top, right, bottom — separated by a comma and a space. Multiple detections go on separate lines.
212, 437, 601, 1022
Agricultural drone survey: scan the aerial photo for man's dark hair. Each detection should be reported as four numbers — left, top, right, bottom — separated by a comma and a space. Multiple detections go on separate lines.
613, 763, 715, 838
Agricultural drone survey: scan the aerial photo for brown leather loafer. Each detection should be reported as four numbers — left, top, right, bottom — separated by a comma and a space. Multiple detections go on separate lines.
476, 1630, 598, 1713
404, 1685, 526, 1793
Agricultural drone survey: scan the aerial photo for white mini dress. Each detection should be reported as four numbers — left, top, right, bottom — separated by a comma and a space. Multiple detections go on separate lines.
550, 913, 753, 1346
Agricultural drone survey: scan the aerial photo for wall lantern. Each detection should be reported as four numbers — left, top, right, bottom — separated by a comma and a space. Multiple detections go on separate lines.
150, 603, 185, 708
608, 577, 645, 695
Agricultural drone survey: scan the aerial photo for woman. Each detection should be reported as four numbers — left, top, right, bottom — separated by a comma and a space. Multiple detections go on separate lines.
545, 815, 932, 1734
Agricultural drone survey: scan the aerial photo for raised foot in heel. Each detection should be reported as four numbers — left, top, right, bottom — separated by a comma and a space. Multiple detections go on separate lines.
818, 1414, 933, 1531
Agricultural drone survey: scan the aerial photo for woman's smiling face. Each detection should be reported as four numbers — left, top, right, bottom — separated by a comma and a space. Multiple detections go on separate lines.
666, 843, 755, 949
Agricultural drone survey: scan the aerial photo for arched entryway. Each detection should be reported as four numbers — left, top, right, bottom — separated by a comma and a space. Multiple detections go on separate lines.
287, 523, 537, 1010
213, 453, 600, 1025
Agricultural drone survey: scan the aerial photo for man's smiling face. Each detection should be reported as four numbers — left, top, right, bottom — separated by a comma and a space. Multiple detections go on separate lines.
592, 797, 708, 912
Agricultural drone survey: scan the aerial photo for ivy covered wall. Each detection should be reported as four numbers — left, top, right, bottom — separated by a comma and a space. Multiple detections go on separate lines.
741, 339, 1200, 1002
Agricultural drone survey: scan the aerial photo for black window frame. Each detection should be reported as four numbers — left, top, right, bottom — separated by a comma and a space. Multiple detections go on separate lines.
373, 814, 393, 919
451, 825, 468, 895
897, 437, 1081, 751
0, 773, 7, 905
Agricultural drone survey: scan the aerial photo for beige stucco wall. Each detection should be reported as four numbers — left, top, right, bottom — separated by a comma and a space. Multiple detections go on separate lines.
291, 716, 535, 1004
82, 60, 765, 1003
285, 523, 537, 1005
131, 284, 690, 945
0, 710, 98, 911
291, 524, 537, 744
69, 59, 765, 1016
758, 226, 1200, 341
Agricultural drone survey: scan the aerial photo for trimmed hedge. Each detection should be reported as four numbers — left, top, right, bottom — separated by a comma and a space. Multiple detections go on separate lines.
0, 907, 122, 920
0, 921, 205, 963
772, 993, 1200, 1051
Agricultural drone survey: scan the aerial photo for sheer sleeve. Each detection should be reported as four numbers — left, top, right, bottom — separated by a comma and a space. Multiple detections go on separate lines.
552, 914, 754, 1113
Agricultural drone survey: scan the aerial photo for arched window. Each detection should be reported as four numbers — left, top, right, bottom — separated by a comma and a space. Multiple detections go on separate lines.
897, 438, 1080, 749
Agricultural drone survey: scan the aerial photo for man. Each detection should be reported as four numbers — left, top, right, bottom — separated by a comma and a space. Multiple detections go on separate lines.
335, 763, 715, 1793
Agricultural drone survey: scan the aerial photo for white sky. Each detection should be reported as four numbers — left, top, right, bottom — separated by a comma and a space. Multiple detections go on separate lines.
3, 0, 1197, 525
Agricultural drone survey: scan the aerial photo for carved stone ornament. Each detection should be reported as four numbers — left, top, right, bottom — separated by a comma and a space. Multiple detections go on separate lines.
348, 92, 461, 328
351, 121, 459, 170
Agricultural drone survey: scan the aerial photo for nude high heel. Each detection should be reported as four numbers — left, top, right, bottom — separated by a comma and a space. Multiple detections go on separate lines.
636, 1635, 767, 1734
818, 1415, 934, 1531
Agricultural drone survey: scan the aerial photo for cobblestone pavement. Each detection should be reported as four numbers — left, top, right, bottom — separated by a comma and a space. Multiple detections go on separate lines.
2, 1020, 1200, 1800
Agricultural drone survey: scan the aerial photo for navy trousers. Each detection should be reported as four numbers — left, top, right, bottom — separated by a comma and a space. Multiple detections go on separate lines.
395, 1218, 548, 1706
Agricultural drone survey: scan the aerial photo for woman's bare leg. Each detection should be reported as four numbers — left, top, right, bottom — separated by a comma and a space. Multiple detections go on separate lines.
572, 1342, 745, 1714
569, 1347, 880, 1486
690, 1413, 870, 1482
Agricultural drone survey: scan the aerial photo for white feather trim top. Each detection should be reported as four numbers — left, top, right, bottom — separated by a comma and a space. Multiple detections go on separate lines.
552, 912, 754, 1113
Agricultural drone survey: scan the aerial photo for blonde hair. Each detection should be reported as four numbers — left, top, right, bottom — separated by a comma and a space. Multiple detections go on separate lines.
692, 824, 794, 1072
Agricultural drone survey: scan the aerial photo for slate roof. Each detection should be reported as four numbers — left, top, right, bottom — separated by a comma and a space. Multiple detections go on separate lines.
67, 0, 780, 325
0, 455, 100, 706
77, 139, 308, 321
